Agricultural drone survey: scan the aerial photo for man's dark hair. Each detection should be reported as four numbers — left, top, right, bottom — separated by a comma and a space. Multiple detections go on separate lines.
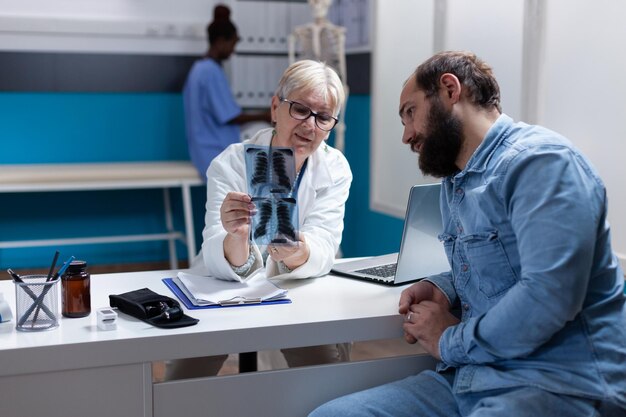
207, 4, 238, 44
414, 51, 502, 112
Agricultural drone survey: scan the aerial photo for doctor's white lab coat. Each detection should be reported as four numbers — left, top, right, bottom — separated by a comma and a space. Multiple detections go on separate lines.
195, 128, 353, 281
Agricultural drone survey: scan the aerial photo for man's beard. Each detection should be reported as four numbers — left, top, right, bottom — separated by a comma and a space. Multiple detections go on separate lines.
417, 98, 463, 178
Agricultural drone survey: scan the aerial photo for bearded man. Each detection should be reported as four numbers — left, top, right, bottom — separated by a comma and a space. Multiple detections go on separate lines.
309, 51, 626, 417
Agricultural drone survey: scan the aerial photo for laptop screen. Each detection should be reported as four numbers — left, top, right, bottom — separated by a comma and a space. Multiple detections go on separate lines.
394, 183, 449, 284
331, 183, 449, 285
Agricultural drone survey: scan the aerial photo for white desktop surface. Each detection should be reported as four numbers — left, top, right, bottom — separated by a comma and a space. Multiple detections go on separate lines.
0, 269, 408, 374
0, 269, 434, 417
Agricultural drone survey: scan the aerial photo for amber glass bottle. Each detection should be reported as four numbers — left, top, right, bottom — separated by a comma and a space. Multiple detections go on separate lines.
61, 260, 91, 318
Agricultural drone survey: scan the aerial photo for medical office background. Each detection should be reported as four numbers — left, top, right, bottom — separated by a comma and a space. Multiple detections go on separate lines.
1, 0, 625, 275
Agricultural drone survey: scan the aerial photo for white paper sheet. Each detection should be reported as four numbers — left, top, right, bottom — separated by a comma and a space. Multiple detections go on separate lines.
176, 271, 288, 306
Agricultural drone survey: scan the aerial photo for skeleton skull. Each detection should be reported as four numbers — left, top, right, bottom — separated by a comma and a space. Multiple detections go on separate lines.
308, 0, 332, 20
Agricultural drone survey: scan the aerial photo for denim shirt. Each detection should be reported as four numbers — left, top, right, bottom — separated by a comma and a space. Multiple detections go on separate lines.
427, 114, 626, 406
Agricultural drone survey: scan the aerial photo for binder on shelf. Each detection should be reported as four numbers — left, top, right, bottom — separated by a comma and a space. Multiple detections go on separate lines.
162, 271, 290, 310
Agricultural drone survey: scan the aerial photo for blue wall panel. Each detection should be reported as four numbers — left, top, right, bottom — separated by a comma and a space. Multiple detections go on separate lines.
1, 92, 188, 163
340, 95, 404, 258
0, 92, 191, 269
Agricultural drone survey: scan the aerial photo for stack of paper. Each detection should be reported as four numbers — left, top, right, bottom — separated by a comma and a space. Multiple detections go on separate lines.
172, 272, 289, 307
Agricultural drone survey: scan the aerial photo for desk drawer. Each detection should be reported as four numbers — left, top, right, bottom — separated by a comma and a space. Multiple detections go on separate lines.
153, 355, 435, 417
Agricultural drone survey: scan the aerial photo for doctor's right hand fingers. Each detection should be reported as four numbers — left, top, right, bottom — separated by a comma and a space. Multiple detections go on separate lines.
221, 194, 255, 214
223, 218, 250, 237
222, 209, 253, 229
225, 191, 251, 202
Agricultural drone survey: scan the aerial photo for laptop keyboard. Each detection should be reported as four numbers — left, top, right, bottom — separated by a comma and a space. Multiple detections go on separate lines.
355, 263, 397, 278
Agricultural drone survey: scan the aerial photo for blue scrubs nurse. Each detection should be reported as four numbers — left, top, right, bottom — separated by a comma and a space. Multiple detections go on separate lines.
184, 4, 270, 180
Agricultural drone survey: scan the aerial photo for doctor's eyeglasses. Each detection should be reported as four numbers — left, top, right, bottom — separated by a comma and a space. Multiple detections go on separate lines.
279, 98, 338, 131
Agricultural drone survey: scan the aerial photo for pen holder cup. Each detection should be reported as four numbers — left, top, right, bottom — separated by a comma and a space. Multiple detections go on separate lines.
14, 275, 60, 331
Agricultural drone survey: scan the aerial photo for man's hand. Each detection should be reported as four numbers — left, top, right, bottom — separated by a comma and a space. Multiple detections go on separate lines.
398, 281, 449, 315
402, 300, 460, 360
398, 281, 457, 359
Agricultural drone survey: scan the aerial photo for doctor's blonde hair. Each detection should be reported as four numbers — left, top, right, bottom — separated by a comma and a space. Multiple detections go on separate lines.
274, 60, 345, 117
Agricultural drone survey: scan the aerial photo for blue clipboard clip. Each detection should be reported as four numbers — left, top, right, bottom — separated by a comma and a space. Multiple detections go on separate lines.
218, 296, 262, 306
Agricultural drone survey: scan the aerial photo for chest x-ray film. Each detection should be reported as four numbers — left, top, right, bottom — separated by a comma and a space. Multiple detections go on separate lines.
245, 145, 300, 246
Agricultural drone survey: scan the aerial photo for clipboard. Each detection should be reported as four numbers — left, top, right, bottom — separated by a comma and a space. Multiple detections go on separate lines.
162, 278, 291, 310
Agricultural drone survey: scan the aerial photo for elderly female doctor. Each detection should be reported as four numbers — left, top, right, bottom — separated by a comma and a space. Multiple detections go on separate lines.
204, 59, 350, 280
166, 60, 351, 379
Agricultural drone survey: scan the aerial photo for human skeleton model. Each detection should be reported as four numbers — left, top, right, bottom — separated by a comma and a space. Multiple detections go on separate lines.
288, 0, 348, 152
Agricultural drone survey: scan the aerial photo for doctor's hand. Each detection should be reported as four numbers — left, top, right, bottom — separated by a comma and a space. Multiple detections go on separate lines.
402, 300, 460, 360
268, 233, 309, 271
222, 192, 256, 268
220, 192, 255, 240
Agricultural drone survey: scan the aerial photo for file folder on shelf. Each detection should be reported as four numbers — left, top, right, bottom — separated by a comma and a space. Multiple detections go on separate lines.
162, 272, 290, 310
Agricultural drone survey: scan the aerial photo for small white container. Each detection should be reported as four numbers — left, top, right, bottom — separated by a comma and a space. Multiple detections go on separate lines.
97, 307, 118, 331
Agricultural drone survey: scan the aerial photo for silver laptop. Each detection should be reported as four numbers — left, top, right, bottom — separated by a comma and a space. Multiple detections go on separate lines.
332, 183, 449, 286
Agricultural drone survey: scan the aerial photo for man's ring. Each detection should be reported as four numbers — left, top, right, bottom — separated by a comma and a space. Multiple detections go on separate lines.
406, 312, 413, 322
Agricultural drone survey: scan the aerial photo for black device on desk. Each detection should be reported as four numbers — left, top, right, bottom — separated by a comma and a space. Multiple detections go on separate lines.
109, 288, 198, 328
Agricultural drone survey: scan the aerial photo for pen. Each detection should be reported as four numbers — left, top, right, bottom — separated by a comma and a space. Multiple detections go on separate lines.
33, 250, 62, 326
52, 255, 75, 281
46, 250, 60, 282
7, 268, 23, 283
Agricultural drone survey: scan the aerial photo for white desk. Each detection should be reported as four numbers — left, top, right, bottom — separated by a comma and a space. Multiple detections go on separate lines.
0, 162, 203, 269
0, 270, 435, 417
